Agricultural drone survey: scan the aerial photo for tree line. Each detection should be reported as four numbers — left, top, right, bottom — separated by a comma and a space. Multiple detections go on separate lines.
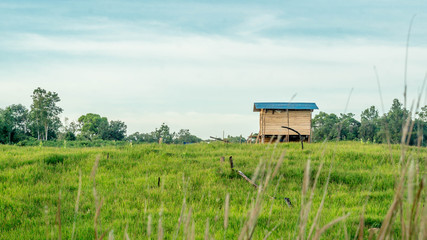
2, 88, 425, 146
0, 88, 202, 145
312, 99, 427, 146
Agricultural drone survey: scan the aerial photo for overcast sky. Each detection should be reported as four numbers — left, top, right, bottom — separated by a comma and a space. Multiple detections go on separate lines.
1, 0, 426, 139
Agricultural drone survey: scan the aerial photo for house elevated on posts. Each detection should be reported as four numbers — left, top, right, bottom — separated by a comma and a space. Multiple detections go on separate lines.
253, 102, 319, 143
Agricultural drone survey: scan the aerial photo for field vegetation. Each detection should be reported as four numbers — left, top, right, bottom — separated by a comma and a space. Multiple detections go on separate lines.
0, 141, 425, 239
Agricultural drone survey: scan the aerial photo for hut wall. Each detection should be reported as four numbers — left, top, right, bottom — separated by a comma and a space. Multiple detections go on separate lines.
262, 110, 312, 135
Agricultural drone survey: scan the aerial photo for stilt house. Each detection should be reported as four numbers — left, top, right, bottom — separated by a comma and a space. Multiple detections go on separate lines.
253, 102, 319, 143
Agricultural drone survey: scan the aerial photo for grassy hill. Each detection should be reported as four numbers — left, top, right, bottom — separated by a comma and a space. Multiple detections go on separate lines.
0, 142, 425, 239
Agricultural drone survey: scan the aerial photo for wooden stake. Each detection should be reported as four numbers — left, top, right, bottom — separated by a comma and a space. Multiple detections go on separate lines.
237, 170, 258, 188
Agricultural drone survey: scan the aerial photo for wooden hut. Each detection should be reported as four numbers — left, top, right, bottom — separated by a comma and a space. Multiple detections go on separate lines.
253, 102, 318, 143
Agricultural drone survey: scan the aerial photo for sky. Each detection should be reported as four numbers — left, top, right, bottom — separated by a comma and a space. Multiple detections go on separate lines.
0, 0, 426, 139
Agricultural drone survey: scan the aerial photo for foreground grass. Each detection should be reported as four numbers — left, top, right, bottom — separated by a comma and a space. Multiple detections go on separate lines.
0, 141, 425, 239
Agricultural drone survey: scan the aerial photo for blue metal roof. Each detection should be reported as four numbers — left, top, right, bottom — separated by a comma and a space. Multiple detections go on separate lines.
253, 102, 319, 112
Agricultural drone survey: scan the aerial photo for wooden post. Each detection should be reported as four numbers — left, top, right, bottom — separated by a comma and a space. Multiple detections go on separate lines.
309, 110, 313, 143
229, 156, 234, 169
261, 109, 265, 143
220, 156, 225, 162
159, 137, 163, 144
237, 170, 258, 188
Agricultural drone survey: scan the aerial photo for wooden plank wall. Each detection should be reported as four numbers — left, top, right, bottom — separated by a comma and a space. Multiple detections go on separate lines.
262, 110, 312, 135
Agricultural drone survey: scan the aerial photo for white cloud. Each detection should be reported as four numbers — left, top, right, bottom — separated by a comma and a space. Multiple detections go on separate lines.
1, 31, 426, 138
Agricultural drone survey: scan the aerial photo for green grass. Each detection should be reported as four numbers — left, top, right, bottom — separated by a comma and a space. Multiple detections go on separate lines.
0, 141, 425, 239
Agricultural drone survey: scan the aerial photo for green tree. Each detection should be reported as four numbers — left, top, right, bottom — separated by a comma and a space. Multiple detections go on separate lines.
413, 105, 427, 146
0, 108, 6, 143
30, 88, 63, 140
338, 113, 360, 140
58, 117, 78, 141
380, 99, 408, 144
359, 106, 379, 142
107, 120, 127, 141
153, 123, 174, 144
77, 113, 109, 140
126, 132, 156, 143
2, 104, 30, 143
312, 112, 340, 141
174, 129, 202, 144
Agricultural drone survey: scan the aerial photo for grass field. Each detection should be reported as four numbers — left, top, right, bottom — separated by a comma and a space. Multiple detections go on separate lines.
0, 141, 425, 239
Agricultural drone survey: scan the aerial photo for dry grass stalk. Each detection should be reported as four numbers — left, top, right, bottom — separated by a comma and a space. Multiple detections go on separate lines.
352, 204, 367, 240
71, 169, 82, 240
354, 188, 373, 240
367, 228, 379, 240
297, 159, 311, 240
44, 205, 49, 240
267, 175, 283, 227
185, 207, 193, 240
191, 220, 196, 240
343, 222, 349, 240
262, 223, 281, 240
312, 213, 350, 240
147, 214, 152, 237
306, 161, 328, 240
108, 230, 114, 240
238, 150, 284, 240
173, 198, 186, 240
410, 177, 425, 238
124, 224, 130, 240
377, 114, 421, 239
373, 66, 394, 163
224, 193, 230, 233
157, 218, 164, 240
204, 218, 210, 240
158, 204, 164, 240
377, 165, 407, 239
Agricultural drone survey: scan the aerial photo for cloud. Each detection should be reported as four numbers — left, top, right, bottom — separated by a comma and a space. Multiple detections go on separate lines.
1, 0, 427, 139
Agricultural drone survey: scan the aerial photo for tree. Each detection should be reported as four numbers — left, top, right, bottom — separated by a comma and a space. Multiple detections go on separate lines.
0, 108, 6, 144
2, 104, 30, 143
359, 106, 379, 142
107, 120, 127, 141
381, 99, 408, 144
58, 117, 78, 141
126, 132, 156, 143
153, 123, 174, 144
312, 112, 340, 141
174, 129, 202, 144
338, 113, 360, 140
78, 113, 109, 140
30, 88, 63, 140
413, 105, 427, 146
